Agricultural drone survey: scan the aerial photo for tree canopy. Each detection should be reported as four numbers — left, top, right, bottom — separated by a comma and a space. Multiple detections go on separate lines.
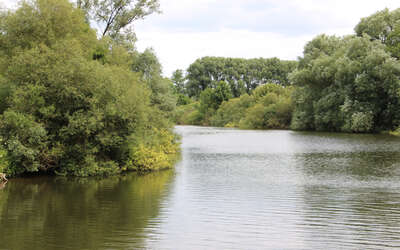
290, 34, 400, 132
184, 57, 297, 98
355, 8, 400, 58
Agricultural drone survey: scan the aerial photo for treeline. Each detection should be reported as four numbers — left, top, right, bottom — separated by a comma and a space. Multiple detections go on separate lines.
0, 0, 179, 177
183, 57, 297, 98
174, 8, 400, 133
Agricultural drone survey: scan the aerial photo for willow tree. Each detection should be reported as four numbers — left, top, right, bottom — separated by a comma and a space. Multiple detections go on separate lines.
78, 0, 160, 38
355, 8, 400, 58
290, 34, 400, 132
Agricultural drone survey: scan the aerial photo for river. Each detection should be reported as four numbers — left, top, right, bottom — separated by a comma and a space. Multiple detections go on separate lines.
1, 126, 400, 249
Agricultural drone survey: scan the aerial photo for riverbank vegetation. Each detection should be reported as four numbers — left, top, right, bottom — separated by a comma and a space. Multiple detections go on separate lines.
175, 83, 293, 129
0, 0, 179, 177
174, 8, 400, 133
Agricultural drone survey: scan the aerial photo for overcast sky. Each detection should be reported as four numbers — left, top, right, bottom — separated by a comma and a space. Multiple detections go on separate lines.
2, 0, 399, 76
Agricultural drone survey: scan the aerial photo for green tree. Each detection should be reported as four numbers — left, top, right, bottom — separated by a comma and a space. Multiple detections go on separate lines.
131, 48, 176, 119
211, 94, 253, 127
185, 57, 297, 98
171, 69, 186, 94
78, 0, 160, 38
238, 84, 293, 129
355, 8, 400, 58
290, 34, 400, 132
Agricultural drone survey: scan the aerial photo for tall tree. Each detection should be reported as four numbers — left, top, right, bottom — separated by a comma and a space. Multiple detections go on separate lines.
185, 57, 297, 98
171, 69, 185, 94
290, 34, 400, 132
78, 0, 160, 38
355, 8, 400, 58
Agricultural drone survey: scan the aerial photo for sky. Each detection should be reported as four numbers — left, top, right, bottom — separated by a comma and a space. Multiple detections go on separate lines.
1, 0, 399, 77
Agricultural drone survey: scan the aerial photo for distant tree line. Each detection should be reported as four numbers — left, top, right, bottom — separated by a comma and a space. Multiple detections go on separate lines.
178, 57, 297, 98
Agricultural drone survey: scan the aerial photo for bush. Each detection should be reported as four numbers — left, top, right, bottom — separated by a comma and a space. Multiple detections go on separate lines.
177, 83, 293, 130
211, 94, 254, 127
128, 129, 180, 172
175, 102, 202, 125
350, 112, 374, 133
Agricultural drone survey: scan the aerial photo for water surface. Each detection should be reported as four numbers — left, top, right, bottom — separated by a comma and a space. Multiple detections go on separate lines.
2, 126, 400, 249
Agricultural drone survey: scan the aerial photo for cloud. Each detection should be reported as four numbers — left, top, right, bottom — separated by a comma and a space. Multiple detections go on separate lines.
136, 0, 398, 36
1, 0, 17, 9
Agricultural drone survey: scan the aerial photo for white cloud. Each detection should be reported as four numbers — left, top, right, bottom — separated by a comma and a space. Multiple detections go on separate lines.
1, 0, 17, 9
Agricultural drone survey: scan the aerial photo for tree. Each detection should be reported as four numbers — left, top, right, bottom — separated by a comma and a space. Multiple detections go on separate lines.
171, 69, 185, 95
78, 0, 160, 38
355, 8, 400, 58
185, 57, 297, 98
290, 34, 400, 132
131, 48, 176, 117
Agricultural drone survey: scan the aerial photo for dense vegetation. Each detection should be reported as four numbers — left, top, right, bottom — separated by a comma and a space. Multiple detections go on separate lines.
175, 83, 293, 129
290, 34, 400, 132
184, 57, 297, 98
0, 0, 179, 177
174, 8, 400, 133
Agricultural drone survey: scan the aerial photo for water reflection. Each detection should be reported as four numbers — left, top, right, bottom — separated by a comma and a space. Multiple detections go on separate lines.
0, 181, 7, 190
0, 171, 174, 250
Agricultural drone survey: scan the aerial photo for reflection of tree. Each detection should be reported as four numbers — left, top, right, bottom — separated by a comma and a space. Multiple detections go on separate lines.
0, 171, 174, 249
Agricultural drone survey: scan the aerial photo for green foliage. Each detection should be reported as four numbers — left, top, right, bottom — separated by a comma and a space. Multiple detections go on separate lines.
237, 84, 293, 129
290, 34, 400, 132
171, 69, 186, 95
185, 57, 297, 98
211, 94, 254, 127
350, 112, 374, 133
176, 94, 192, 106
174, 102, 202, 125
198, 81, 233, 125
0, 138, 9, 173
177, 83, 293, 129
355, 8, 400, 58
0, 0, 97, 58
0, 0, 178, 176
132, 48, 176, 120
128, 128, 180, 172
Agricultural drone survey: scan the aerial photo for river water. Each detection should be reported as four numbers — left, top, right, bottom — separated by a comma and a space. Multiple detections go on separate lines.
1, 126, 400, 249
